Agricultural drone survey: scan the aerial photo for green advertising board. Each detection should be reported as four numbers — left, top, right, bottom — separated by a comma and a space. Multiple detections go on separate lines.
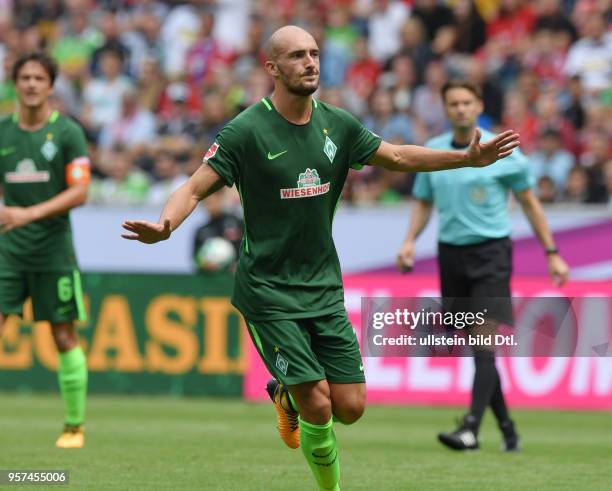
0, 273, 245, 396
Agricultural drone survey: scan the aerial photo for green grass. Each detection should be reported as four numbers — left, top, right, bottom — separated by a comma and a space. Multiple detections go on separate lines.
1, 393, 610, 490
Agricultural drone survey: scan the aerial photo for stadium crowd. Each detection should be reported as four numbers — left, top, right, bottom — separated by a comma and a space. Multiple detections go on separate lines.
0, 0, 610, 206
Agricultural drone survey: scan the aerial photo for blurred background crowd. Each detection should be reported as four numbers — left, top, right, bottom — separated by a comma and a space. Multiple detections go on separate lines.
0, 0, 610, 207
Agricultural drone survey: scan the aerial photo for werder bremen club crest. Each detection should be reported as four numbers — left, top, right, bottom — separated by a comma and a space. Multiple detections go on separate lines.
323, 135, 337, 163
41, 139, 58, 161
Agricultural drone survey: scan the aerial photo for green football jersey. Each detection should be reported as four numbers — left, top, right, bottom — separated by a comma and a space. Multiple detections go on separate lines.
0, 111, 89, 272
205, 97, 382, 320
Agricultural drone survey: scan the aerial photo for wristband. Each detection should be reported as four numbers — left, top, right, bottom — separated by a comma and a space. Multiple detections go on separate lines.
545, 248, 559, 255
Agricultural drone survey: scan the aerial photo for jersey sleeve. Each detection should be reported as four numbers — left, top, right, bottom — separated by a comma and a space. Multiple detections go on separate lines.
341, 110, 382, 170
62, 119, 91, 186
411, 172, 434, 201
203, 121, 245, 187
62, 119, 89, 162
497, 148, 535, 193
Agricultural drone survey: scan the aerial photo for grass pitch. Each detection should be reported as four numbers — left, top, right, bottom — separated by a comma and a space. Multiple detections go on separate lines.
1, 393, 610, 490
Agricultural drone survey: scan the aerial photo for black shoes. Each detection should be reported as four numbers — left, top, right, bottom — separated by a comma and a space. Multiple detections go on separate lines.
499, 419, 520, 452
437, 415, 480, 451
438, 415, 521, 452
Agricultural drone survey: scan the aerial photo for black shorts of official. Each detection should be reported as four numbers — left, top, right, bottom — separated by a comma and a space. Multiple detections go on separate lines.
438, 237, 513, 327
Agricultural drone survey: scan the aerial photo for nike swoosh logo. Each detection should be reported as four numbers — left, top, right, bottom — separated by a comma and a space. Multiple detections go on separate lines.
0, 147, 15, 156
359, 364, 364, 371
57, 305, 73, 315
267, 150, 288, 160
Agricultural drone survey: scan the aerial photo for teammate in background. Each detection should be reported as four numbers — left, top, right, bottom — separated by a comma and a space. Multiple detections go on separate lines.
397, 80, 569, 452
122, 27, 519, 490
0, 52, 90, 449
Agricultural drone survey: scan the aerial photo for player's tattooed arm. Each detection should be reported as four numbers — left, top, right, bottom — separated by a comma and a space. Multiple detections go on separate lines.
122, 163, 225, 244
369, 130, 520, 172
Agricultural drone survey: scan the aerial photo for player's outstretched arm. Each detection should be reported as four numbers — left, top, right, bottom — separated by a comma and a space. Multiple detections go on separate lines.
122, 163, 225, 244
369, 129, 520, 172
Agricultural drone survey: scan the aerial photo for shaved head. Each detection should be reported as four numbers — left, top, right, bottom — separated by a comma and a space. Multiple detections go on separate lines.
263, 25, 320, 97
264, 25, 317, 61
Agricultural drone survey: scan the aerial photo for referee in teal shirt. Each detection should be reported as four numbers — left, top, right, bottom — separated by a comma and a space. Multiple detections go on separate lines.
397, 81, 569, 452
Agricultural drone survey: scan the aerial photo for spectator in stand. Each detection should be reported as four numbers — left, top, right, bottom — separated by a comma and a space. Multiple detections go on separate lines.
579, 131, 611, 204
122, 11, 165, 78
412, 61, 449, 137
502, 90, 538, 153
185, 10, 222, 88
535, 90, 578, 154
450, 0, 487, 55
564, 10, 612, 96
534, 0, 578, 48
388, 55, 417, 115
395, 17, 434, 86
129, 0, 169, 21
89, 146, 150, 206
98, 87, 157, 151
530, 128, 575, 193
345, 35, 382, 113
240, 65, 273, 108
522, 27, 567, 88
0, 50, 16, 115
232, 14, 266, 81
321, 3, 358, 87
516, 69, 541, 108
147, 150, 189, 207
563, 75, 586, 130
52, 5, 102, 76
537, 176, 558, 203
564, 166, 590, 203
487, 0, 536, 50
464, 58, 504, 126
363, 87, 414, 144
160, 1, 201, 78
412, 0, 456, 56
90, 10, 131, 77
135, 57, 165, 114
158, 82, 200, 140
196, 90, 231, 146
367, 0, 410, 62
82, 47, 133, 135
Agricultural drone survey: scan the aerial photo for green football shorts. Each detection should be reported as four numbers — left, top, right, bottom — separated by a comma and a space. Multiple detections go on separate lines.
0, 269, 86, 323
244, 310, 365, 386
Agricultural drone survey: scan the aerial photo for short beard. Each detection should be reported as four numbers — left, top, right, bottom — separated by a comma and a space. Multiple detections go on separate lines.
287, 82, 318, 96
278, 65, 318, 96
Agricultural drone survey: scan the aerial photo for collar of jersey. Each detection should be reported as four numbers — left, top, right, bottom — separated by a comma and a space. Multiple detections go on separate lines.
12, 109, 59, 126
261, 96, 317, 127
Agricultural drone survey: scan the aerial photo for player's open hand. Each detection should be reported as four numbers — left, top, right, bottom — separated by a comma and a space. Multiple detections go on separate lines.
121, 218, 172, 244
467, 129, 520, 167
0, 206, 35, 233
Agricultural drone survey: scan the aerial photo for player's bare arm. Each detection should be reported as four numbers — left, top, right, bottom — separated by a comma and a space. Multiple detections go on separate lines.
122, 163, 225, 244
514, 188, 570, 286
0, 184, 88, 233
369, 129, 520, 172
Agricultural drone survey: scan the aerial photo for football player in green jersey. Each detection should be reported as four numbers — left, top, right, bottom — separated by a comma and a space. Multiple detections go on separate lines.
122, 26, 519, 490
0, 52, 90, 449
